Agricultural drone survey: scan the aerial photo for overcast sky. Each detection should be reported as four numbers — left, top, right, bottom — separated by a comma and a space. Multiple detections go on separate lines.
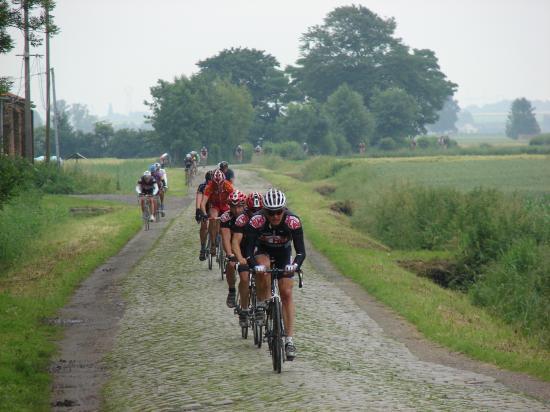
1, 0, 549, 116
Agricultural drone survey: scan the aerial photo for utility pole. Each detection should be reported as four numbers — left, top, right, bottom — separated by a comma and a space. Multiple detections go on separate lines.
51, 67, 60, 166
45, 3, 51, 161
23, 0, 33, 161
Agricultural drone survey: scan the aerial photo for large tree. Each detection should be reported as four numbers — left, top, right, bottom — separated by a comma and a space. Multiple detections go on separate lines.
370, 88, 419, 144
289, 5, 456, 133
146, 74, 253, 163
428, 97, 459, 133
505, 98, 541, 139
197, 47, 292, 140
324, 84, 374, 149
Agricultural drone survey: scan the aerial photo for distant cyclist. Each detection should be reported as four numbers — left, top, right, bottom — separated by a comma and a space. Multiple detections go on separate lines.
200, 146, 208, 166
151, 163, 167, 216
136, 171, 158, 222
244, 188, 306, 361
234, 144, 243, 163
220, 189, 247, 308
196, 170, 214, 261
219, 160, 234, 183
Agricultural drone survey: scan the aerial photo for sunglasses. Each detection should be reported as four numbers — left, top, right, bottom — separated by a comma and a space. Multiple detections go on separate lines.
267, 209, 284, 216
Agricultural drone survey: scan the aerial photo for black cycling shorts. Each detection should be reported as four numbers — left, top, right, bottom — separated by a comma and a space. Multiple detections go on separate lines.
255, 245, 293, 275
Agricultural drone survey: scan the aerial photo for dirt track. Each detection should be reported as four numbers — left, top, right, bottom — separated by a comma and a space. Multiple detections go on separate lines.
51, 170, 550, 411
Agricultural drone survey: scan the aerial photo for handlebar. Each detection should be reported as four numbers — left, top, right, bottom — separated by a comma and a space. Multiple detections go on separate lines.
249, 267, 304, 288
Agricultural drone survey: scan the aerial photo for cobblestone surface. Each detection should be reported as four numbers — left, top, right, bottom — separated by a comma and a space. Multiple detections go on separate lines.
103, 171, 549, 411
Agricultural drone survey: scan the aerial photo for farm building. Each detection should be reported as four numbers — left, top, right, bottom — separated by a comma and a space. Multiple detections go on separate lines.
0, 93, 35, 160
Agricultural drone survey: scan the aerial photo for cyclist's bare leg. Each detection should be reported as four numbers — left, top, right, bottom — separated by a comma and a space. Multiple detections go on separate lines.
279, 277, 295, 337
149, 197, 156, 216
159, 190, 165, 208
139, 196, 145, 213
199, 219, 208, 246
254, 254, 271, 302
208, 207, 220, 253
238, 269, 249, 309
226, 261, 236, 291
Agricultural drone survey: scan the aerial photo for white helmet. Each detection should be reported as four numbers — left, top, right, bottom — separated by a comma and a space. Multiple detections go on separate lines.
154, 162, 161, 169
263, 188, 286, 210
186, 154, 191, 159
144, 170, 151, 176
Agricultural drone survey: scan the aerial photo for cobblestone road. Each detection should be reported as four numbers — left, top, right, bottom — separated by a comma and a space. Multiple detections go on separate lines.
103, 171, 549, 411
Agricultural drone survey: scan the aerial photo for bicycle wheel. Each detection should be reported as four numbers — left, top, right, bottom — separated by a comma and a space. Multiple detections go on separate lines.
207, 234, 213, 270
143, 200, 150, 231
271, 298, 284, 373
219, 248, 225, 280
154, 197, 161, 221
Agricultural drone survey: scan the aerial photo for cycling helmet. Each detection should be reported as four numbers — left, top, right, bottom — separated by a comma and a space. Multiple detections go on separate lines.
219, 160, 229, 169
149, 165, 156, 173
186, 153, 192, 159
263, 188, 286, 210
205, 170, 214, 182
212, 169, 225, 185
154, 162, 161, 169
247, 191, 263, 211
229, 190, 247, 206
143, 170, 151, 176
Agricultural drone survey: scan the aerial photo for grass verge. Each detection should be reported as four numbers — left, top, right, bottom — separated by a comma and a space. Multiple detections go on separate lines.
0, 195, 142, 410
250, 164, 550, 381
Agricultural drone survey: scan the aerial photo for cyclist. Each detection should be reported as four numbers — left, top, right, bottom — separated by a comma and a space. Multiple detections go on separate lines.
254, 144, 262, 155
136, 171, 158, 222
195, 170, 214, 261
219, 160, 234, 183
230, 191, 264, 326
151, 163, 167, 216
220, 189, 247, 308
234, 144, 243, 163
244, 188, 306, 361
184, 154, 193, 184
160, 152, 169, 168
200, 169, 234, 258
200, 146, 208, 166
302, 142, 309, 154
191, 151, 200, 175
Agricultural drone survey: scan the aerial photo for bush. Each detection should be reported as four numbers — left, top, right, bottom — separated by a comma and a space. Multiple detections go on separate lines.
0, 156, 35, 207
262, 141, 306, 160
378, 137, 397, 150
470, 241, 550, 348
416, 136, 439, 149
301, 157, 352, 181
529, 133, 550, 146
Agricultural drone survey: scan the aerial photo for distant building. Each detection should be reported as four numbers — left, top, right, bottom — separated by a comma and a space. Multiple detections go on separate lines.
1, 93, 34, 160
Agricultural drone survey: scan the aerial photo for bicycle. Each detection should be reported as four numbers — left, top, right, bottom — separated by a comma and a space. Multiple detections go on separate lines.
185, 167, 192, 188
251, 264, 303, 373
138, 194, 153, 231
235, 263, 262, 345
202, 216, 221, 271
154, 194, 161, 222
217, 233, 225, 280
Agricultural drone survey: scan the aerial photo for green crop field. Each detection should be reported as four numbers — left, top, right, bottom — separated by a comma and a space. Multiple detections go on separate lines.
452, 133, 527, 147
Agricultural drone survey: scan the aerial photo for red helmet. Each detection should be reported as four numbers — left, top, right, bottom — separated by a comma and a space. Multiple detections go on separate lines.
247, 191, 263, 211
212, 169, 225, 185
229, 189, 247, 206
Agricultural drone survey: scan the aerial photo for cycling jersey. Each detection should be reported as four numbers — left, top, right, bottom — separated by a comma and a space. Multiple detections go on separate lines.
137, 176, 158, 195
197, 182, 207, 194
184, 159, 193, 169
152, 170, 165, 187
244, 209, 306, 270
204, 180, 234, 212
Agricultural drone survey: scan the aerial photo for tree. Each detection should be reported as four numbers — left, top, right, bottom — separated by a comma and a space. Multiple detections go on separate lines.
146, 74, 253, 163
289, 5, 456, 132
197, 47, 291, 140
275, 101, 333, 154
68, 103, 98, 133
428, 97, 459, 133
370, 88, 419, 145
0, 1, 58, 93
505, 98, 541, 139
323, 84, 374, 149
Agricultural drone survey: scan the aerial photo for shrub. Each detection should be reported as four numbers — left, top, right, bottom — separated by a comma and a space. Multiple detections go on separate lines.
529, 133, 550, 146
0, 156, 35, 207
470, 241, 550, 348
416, 136, 439, 149
378, 137, 397, 150
262, 141, 306, 160
301, 157, 352, 181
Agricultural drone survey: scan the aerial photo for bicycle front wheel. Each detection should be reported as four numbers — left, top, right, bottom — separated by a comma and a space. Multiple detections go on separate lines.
271, 298, 284, 373
207, 234, 213, 270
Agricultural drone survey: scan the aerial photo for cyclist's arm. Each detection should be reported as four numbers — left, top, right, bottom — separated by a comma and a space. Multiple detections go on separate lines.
153, 183, 159, 196
244, 227, 259, 267
195, 191, 203, 209
232, 232, 246, 264
291, 227, 306, 268
135, 184, 142, 194
220, 227, 232, 255
200, 194, 209, 215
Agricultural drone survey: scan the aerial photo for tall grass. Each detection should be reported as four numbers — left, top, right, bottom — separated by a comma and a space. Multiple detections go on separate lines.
63, 158, 155, 194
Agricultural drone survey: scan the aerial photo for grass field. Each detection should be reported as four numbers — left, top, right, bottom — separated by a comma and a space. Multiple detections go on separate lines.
0, 195, 142, 410
452, 133, 527, 147
63, 158, 187, 196
248, 154, 550, 381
